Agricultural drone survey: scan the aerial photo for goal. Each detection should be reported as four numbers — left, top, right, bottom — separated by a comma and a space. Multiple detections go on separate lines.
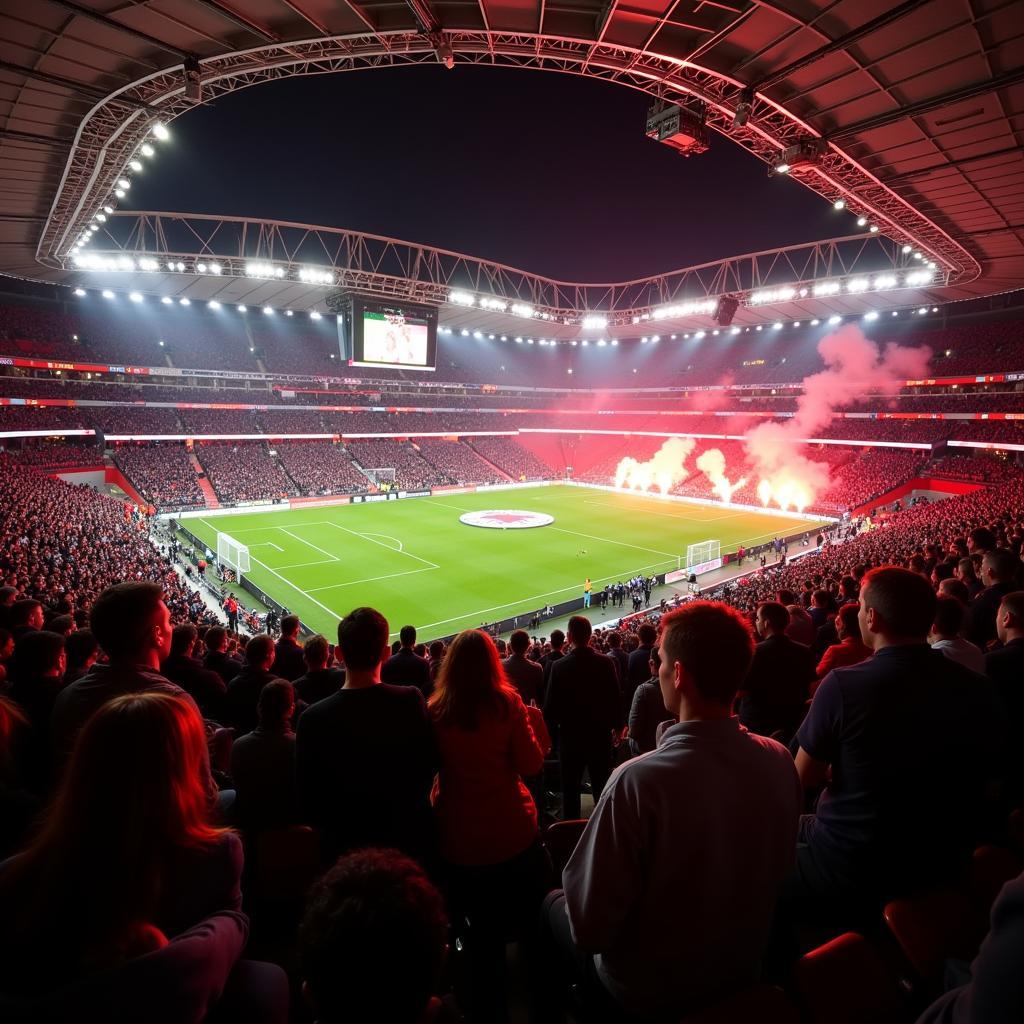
217, 532, 251, 583
685, 539, 722, 576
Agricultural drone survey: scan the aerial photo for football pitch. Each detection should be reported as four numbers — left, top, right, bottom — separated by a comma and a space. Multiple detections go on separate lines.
185, 486, 815, 641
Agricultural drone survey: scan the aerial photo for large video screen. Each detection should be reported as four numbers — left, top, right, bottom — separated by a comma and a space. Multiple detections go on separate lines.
350, 300, 437, 371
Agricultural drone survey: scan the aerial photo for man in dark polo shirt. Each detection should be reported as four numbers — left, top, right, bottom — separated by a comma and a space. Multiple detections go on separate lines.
787, 567, 1002, 929
381, 624, 431, 697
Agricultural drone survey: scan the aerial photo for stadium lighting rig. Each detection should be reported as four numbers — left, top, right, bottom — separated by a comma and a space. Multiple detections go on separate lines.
770, 138, 826, 175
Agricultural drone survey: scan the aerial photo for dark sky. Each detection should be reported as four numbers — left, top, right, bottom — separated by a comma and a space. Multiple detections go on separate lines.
131, 66, 848, 281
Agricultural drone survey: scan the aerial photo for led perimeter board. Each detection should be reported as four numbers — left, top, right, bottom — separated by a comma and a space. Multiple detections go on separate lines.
335, 297, 438, 371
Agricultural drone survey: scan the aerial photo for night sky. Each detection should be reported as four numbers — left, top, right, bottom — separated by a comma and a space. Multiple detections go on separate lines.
130, 66, 848, 282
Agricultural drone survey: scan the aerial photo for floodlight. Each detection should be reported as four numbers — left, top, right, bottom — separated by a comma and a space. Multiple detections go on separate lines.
129, 292, 143, 302
864, 311, 879, 321
828, 315, 842, 325
129, 160, 143, 172
117, 178, 130, 190
285, 310, 294, 317
208, 300, 221, 309
310, 311, 322, 320
263, 306, 274, 315
237, 305, 247, 312
856, 217, 867, 226
102, 289, 115, 299
140, 144, 155, 157
103, 205, 113, 214
833, 199, 845, 210
179, 297, 190, 306
114, 189, 125, 198
161, 296, 172, 304
772, 322, 783, 329
74, 288, 86, 297
152, 123, 170, 141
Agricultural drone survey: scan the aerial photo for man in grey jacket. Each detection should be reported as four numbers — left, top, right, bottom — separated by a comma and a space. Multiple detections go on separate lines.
545, 601, 802, 1019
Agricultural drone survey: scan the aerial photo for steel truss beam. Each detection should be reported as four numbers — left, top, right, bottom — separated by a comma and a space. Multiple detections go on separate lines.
38, 31, 980, 291
74, 212, 947, 327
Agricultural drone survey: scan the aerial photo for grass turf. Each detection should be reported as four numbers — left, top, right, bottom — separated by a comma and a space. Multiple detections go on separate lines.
185, 485, 814, 641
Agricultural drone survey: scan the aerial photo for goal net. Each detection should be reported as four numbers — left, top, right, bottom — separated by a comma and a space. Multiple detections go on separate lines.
217, 533, 251, 580
685, 539, 722, 576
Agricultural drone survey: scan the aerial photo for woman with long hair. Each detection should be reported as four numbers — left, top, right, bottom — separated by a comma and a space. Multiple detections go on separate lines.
0, 691, 243, 992
428, 628, 547, 1022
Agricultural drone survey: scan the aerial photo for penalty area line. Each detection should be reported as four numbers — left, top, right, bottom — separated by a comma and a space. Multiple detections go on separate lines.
307, 565, 437, 593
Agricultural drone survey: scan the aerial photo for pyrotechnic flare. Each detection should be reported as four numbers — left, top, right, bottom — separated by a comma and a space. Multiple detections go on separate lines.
696, 448, 747, 504
614, 437, 696, 494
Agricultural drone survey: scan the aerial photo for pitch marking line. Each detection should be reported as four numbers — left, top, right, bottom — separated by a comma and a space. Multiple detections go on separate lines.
276, 558, 340, 570
321, 521, 439, 569
548, 525, 678, 560
358, 532, 405, 552
307, 566, 437, 593
422, 499, 473, 513
278, 528, 340, 562
250, 541, 284, 552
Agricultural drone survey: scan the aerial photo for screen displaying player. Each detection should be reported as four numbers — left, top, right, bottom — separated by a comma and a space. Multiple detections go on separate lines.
361, 310, 429, 367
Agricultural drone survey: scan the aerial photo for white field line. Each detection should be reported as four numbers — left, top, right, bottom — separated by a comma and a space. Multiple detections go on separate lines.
321, 521, 439, 569
422, 499, 473, 513
548, 525, 678, 559
276, 558, 340, 570
279, 528, 340, 562
307, 565, 436, 593
358, 532, 405, 552
250, 541, 284, 552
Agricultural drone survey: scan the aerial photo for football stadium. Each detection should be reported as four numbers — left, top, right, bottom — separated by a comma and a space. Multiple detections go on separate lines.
1, 2, 1023, 1022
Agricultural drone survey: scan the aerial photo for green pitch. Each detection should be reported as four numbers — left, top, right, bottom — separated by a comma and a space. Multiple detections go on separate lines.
186, 486, 814, 641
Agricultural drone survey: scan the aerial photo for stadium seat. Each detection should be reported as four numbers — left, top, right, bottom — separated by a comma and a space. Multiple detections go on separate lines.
792, 932, 907, 1024
543, 819, 587, 877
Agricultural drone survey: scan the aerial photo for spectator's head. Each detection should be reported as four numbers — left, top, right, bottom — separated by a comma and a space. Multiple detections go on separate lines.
15, 629, 65, 679
281, 614, 300, 639
299, 849, 448, 1024
549, 628, 565, 652
205, 626, 228, 653
658, 602, 754, 717
858, 567, 936, 650
607, 631, 622, 649
64, 630, 98, 674
840, 576, 859, 600
777, 589, 797, 606
956, 557, 979, 584
996, 591, 1024, 645
969, 527, 996, 553
0, 627, 13, 661
930, 594, 967, 643
337, 607, 389, 674
245, 633, 276, 670
169, 623, 198, 659
11, 599, 44, 631
88, 583, 172, 668
430, 629, 512, 730
428, 640, 444, 661
981, 548, 1019, 586
509, 629, 530, 656
258, 679, 295, 732
648, 645, 662, 678
755, 602, 789, 638
835, 603, 862, 643
811, 590, 831, 610
304, 634, 330, 671
938, 577, 971, 604
0, 586, 17, 609
567, 616, 592, 648
48, 614, 74, 637
637, 623, 657, 647
399, 625, 416, 649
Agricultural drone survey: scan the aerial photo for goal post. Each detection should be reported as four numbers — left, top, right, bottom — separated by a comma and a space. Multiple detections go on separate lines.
217, 532, 251, 582
685, 539, 722, 576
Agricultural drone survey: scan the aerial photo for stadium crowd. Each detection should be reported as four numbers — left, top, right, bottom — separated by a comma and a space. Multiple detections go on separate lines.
195, 444, 295, 504
273, 441, 369, 496
113, 445, 205, 509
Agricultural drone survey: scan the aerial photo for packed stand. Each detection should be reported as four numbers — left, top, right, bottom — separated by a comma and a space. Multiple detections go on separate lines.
112, 445, 205, 510
414, 439, 503, 485
194, 444, 296, 503
273, 442, 368, 496
469, 437, 558, 480
344, 440, 448, 490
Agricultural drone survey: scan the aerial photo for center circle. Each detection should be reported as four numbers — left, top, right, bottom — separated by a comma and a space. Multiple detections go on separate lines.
459, 509, 555, 529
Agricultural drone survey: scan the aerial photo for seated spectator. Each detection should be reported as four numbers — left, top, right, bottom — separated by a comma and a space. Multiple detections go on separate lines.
815, 603, 872, 683
298, 849, 450, 1024
785, 603, 816, 646
203, 626, 242, 687
0, 692, 246, 1003
226, 635, 283, 735
271, 614, 305, 682
381, 624, 431, 696
787, 567, 1004, 934
63, 629, 98, 684
627, 646, 672, 756
293, 634, 344, 706
930, 595, 986, 674
161, 624, 227, 721
230, 680, 297, 833
502, 628, 543, 705
296, 607, 437, 864
738, 602, 815, 740
8, 630, 65, 795
547, 602, 801, 1019
428, 628, 547, 1019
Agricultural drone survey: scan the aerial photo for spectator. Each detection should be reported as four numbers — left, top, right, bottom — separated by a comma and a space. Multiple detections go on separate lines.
987, 591, 1024, 802
428, 628, 547, 1019
8, 630, 65, 795
381, 624, 432, 696
547, 601, 801, 1019
203, 626, 242, 688
605, 631, 629, 695
161, 623, 227, 721
627, 646, 672, 756
738, 602, 815, 740
9, 599, 44, 642
296, 607, 437, 864
298, 849, 450, 1024
785, 603, 817, 647
0, 626, 12, 687
930, 595, 986, 674
785, 567, 1004, 939
63, 629, 98, 684
540, 628, 566, 691
0, 693, 249, 1007
544, 616, 623, 820
226, 635, 283, 736
815, 603, 872, 682
293, 634, 344, 706
624, 622, 657, 710
230, 680, 297, 833
956, 557, 985, 599
502, 628, 544, 705
271, 614, 305, 682
427, 639, 445, 690
968, 548, 1021, 649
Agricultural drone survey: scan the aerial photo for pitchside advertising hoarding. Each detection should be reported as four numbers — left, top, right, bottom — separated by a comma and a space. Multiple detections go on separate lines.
350, 490, 432, 503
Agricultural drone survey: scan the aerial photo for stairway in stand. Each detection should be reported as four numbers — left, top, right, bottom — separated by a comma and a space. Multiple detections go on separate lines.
190, 452, 221, 509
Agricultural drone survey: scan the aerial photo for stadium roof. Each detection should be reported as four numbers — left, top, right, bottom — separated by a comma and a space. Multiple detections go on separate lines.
2, 0, 1022, 323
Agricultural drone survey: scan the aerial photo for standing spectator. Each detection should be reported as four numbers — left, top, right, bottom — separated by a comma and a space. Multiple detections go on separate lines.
427, 640, 445, 691
381, 624, 432, 696
429, 628, 547, 1019
203, 626, 242, 688
540, 629, 566, 692
968, 549, 1020, 649
605, 631, 629, 694
956, 557, 984, 599
226, 635, 284, 736
929, 595, 986, 675
546, 602, 800, 1019
296, 607, 437, 864
814, 603, 871, 683
627, 647, 672, 757
786, 567, 1004, 938
161, 624, 227, 722
738, 602, 815, 740
9, 599, 44, 643
271, 614, 305, 681
624, 622, 657, 710
544, 616, 623, 820
230, 680, 297, 833
293, 634, 345, 706
502, 629, 544, 705
63, 630, 98, 684
223, 594, 239, 633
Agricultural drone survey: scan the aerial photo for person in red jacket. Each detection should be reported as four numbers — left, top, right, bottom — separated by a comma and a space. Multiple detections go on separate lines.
813, 602, 872, 693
